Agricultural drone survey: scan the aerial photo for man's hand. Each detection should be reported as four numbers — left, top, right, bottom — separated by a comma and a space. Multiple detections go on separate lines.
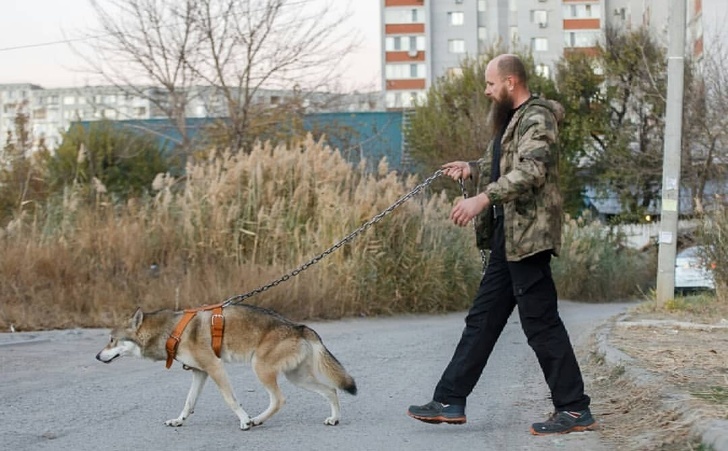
441, 161, 471, 181
450, 192, 490, 227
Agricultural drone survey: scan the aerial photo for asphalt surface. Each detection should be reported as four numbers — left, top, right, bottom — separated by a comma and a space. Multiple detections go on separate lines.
0, 301, 631, 451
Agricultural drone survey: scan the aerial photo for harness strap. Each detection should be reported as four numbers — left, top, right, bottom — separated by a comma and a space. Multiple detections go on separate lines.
165, 310, 197, 369
165, 303, 225, 369
211, 305, 224, 359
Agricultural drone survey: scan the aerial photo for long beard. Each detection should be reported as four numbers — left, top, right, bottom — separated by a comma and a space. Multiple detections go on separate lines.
488, 94, 515, 135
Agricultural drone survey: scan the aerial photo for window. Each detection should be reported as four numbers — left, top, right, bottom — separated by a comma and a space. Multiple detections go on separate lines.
385, 36, 400, 51
478, 26, 488, 52
449, 11, 464, 26
532, 10, 548, 27
509, 0, 518, 12
563, 3, 600, 19
386, 91, 426, 109
509, 26, 519, 45
478, 0, 486, 12
564, 30, 599, 48
384, 8, 425, 24
448, 39, 465, 53
385, 63, 426, 79
535, 64, 551, 78
385, 35, 425, 52
63, 96, 75, 105
532, 38, 548, 52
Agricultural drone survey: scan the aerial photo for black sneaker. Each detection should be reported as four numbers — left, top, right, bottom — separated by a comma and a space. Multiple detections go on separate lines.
407, 400, 466, 424
530, 409, 597, 435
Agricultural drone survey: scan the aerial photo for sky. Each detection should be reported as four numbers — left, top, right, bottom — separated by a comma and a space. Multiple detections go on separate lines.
0, 0, 381, 92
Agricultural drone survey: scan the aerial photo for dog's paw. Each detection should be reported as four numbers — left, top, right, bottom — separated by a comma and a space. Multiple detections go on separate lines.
251, 417, 264, 427
165, 419, 184, 427
239, 419, 252, 431
324, 417, 340, 426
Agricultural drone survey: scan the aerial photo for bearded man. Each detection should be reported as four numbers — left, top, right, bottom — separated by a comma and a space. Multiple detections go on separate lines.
407, 54, 596, 436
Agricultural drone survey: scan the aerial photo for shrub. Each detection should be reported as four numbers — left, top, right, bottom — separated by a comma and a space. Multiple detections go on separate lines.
49, 121, 171, 199
552, 214, 656, 302
698, 205, 728, 300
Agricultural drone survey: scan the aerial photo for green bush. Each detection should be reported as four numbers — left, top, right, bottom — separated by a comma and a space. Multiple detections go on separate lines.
49, 121, 170, 199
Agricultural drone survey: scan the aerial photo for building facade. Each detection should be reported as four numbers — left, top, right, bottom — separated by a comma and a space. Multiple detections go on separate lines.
0, 84, 381, 153
381, 0, 705, 110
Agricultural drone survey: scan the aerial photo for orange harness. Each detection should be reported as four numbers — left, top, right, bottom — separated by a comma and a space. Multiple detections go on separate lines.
165, 303, 225, 369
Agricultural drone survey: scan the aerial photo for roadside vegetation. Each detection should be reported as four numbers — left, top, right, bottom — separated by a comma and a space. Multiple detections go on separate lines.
2, 19, 728, 331
0, 130, 677, 331
0, 136, 482, 331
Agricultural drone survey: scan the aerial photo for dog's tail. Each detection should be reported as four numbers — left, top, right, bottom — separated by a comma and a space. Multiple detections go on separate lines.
302, 327, 357, 395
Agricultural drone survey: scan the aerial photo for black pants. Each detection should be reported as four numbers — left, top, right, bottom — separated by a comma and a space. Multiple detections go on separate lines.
433, 216, 590, 411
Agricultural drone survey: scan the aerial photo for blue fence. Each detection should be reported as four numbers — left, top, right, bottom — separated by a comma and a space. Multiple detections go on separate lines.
71, 111, 406, 173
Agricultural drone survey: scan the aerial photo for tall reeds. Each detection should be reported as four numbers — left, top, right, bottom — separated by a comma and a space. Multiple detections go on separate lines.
0, 136, 480, 330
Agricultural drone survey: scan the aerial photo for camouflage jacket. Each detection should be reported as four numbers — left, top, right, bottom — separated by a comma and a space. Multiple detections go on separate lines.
466, 97, 563, 261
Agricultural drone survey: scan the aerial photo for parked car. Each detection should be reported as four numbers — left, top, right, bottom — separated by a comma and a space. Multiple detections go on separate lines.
674, 245, 716, 293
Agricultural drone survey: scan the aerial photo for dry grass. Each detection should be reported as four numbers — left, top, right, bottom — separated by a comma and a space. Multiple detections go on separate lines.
553, 214, 657, 302
0, 137, 481, 331
583, 294, 728, 450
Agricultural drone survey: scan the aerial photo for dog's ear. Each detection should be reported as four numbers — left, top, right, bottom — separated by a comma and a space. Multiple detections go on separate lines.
130, 307, 144, 330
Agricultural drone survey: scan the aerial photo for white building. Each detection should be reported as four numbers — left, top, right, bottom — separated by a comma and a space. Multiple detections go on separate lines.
380, 0, 706, 110
0, 84, 381, 152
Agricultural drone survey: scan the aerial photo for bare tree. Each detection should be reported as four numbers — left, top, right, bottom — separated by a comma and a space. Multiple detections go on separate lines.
683, 37, 728, 215
81, 0, 203, 152
78, 0, 358, 154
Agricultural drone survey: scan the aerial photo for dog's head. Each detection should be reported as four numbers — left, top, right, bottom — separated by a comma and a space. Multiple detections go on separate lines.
95, 308, 145, 363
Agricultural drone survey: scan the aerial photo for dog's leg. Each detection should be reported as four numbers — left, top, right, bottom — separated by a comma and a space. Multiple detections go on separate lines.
206, 363, 252, 430
285, 366, 341, 425
250, 360, 285, 426
165, 369, 208, 427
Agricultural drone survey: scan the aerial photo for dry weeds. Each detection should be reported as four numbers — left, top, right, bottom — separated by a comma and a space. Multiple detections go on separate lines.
583, 297, 728, 450
0, 137, 480, 331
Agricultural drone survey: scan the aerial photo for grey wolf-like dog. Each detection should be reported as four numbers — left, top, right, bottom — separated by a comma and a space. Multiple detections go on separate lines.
96, 304, 357, 429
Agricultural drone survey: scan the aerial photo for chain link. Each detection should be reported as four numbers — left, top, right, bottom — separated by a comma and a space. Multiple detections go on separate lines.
222, 169, 445, 307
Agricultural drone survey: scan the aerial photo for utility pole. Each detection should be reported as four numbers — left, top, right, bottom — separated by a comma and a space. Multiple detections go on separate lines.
656, 0, 687, 305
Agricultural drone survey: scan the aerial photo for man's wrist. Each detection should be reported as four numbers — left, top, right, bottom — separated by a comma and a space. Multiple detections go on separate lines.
478, 192, 490, 209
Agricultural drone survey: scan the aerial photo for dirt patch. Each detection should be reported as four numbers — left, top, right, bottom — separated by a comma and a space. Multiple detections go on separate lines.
582, 298, 728, 450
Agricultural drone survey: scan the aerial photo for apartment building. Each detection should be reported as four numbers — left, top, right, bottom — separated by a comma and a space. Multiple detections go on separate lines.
381, 0, 706, 110
0, 84, 163, 151
0, 84, 381, 152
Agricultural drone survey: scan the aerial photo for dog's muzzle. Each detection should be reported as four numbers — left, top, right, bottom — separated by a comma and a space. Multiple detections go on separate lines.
96, 351, 120, 363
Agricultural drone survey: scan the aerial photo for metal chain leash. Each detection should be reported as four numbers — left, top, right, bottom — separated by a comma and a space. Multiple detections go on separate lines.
222, 169, 445, 307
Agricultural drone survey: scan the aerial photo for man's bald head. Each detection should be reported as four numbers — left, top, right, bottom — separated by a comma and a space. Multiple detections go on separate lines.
491, 54, 528, 85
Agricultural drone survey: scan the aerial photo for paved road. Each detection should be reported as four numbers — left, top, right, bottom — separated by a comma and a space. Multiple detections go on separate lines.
0, 301, 631, 451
